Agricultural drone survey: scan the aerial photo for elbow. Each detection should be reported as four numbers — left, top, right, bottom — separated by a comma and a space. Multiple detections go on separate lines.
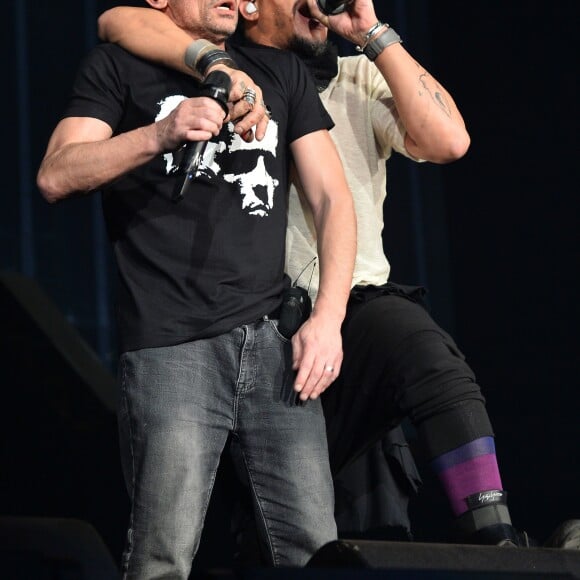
409, 125, 471, 164
97, 9, 116, 42
428, 128, 471, 164
37, 169, 65, 204
446, 129, 471, 162
439, 133, 471, 163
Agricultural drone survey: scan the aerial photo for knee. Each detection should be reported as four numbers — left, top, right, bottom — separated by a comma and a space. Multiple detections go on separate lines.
394, 330, 485, 421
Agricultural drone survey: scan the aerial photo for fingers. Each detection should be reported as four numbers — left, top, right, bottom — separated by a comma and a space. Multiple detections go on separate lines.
291, 321, 343, 401
184, 98, 225, 135
157, 96, 226, 152
227, 70, 255, 102
306, 0, 329, 24
231, 98, 270, 142
225, 70, 269, 141
254, 104, 271, 141
293, 354, 341, 402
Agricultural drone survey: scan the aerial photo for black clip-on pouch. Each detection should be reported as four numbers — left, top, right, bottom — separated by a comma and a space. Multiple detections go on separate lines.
277, 286, 312, 339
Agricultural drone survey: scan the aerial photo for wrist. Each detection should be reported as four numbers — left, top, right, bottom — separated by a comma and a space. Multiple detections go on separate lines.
184, 39, 238, 81
353, 17, 381, 45
355, 21, 383, 52
207, 61, 237, 77
311, 294, 347, 326
356, 22, 402, 61
144, 123, 168, 157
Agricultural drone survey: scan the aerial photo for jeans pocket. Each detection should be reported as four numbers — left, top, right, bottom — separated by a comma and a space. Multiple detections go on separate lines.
266, 318, 292, 343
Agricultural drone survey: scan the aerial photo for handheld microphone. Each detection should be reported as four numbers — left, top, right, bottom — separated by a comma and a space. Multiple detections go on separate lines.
173, 70, 232, 202
316, 0, 354, 15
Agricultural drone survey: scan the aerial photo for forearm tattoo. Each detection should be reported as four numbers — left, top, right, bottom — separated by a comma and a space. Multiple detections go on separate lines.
418, 70, 452, 118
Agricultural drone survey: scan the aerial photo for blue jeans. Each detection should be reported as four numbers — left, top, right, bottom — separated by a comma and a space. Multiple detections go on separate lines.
117, 318, 336, 578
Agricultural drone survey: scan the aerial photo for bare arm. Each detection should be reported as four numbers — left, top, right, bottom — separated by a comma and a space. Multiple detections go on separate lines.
307, 0, 470, 163
97, 6, 269, 141
98, 7, 194, 75
289, 130, 357, 400
37, 96, 227, 203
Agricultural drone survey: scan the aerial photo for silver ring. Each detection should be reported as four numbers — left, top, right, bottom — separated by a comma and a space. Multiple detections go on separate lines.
325, 365, 334, 373
242, 88, 257, 108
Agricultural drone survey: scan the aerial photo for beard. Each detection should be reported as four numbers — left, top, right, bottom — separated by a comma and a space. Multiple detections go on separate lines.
286, 35, 333, 60
202, 22, 237, 44
285, 35, 339, 91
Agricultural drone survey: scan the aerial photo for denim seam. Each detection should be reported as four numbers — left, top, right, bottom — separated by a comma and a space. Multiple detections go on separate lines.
195, 456, 224, 559
232, 327, 248, 431
238, 447, 279, 566
233, 323, 283, 565
119, 354, 136, 577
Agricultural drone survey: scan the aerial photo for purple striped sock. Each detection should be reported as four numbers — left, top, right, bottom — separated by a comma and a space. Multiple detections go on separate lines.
431, 437, 503, 516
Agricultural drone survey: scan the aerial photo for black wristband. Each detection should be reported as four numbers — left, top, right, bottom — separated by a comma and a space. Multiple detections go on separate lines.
184, 40, 238, 80
196, 51, 238, 78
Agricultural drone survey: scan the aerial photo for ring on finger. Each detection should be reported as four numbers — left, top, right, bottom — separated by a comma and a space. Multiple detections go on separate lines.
242, 88, 257, 108
324, 365, 334, 373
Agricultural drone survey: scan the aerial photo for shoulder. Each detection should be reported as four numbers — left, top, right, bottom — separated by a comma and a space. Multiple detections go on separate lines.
228, 40, 309, 77
75, 43, 138, 82
82, 42, 134, 64
335, 55, 393, 96
78, 42, 188, 94
228, 38, 295, 59
81, 42, 165, 74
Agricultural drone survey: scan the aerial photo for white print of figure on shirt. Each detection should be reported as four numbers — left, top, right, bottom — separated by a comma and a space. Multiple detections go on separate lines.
155, 95, 279, 217
155, 95, 187, 174
223, 156, 277, 217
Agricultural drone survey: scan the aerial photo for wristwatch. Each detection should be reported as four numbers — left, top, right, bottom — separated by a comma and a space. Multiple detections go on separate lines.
364, 26, 402, 61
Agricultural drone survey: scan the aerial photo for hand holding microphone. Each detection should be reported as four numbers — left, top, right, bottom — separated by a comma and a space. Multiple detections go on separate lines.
316, 0, 353, 15
173, 70, 232, 202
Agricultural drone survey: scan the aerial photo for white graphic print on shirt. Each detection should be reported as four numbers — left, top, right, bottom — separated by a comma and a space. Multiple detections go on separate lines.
156, 95, 279, 217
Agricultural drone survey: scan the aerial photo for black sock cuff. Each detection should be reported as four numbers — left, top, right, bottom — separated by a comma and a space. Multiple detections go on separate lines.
456, 491, 512, 535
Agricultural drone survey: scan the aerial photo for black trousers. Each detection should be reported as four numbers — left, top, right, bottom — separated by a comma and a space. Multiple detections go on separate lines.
323, 282, 493, 472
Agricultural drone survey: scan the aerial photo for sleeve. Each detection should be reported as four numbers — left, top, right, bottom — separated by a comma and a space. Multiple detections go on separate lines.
362, 59, 416, 160
62, 44, 126, 131
286, 53, 335, 144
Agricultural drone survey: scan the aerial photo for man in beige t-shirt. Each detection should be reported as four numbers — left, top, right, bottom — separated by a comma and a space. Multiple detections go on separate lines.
98, 0, 560, 549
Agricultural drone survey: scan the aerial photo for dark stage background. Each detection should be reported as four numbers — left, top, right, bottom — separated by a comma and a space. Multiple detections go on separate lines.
1, 0, 578, 574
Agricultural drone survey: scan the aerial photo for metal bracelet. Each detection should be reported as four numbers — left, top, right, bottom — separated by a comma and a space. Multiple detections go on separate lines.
355, 21, 385, 53
363, 26, 402, 61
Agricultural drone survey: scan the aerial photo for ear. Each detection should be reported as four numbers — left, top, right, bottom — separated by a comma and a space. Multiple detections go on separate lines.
145, 0, 169, 9
240, 0, 259, 20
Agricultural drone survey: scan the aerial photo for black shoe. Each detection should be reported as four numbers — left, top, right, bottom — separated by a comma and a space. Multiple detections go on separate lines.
544, 519, 580, 550
465, 523, 534, 547
453, 494, 534, 548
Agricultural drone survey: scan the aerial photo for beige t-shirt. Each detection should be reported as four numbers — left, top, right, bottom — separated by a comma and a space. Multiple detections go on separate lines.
285, 55, 417, 300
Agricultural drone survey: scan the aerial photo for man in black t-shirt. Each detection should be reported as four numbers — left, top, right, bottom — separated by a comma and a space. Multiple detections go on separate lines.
93, 0, 560, 554
37, 0, 356, 576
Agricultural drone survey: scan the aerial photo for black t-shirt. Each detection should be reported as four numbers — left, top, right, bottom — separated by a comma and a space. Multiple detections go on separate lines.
63, 41, 333, 352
